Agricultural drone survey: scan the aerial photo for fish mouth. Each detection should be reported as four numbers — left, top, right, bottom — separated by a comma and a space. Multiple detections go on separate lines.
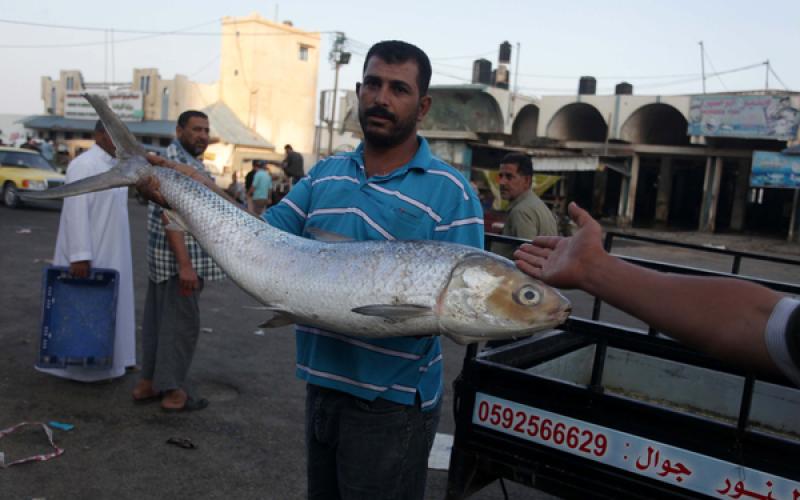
552, 305, 572, 325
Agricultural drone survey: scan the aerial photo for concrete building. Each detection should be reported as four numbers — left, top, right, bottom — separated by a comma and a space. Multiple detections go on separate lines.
531, 89, 800, 237
328, 79, 799, 238
26, 13, 320, 178
219, 14, 320, 155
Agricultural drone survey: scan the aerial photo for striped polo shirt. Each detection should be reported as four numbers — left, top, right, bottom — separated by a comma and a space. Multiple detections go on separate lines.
265, 137, 484, 410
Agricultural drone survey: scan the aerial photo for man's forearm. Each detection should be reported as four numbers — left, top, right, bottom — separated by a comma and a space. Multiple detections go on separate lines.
163, 213, 193, 270
584, 253, 781, 374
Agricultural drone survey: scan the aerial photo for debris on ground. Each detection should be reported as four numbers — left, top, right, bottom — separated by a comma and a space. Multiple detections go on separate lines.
0, 422, 64, 468
47, 421, 74, 431
166, 437, 196, 450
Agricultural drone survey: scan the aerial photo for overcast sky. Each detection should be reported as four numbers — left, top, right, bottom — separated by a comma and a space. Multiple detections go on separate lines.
1, 0, 798, 116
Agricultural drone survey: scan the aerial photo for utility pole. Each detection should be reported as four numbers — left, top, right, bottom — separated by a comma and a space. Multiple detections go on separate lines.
508, 42, 521, 126
104, 30, 108, 85
699, 41, 706, 94
329, 67, 341, 155
765, 59, 770, 90
327, 32, 350, 156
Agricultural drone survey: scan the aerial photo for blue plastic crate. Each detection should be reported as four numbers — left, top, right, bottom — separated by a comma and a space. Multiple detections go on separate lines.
37, 266, 119, 369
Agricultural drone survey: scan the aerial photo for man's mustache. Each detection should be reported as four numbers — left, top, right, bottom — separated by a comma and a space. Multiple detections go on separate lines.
364, 107, 397, 122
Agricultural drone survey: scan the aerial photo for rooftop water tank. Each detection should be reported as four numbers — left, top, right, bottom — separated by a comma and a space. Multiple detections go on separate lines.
578, 76, 596, 95
615, 82, 633, 95
472, 59, 492, 85
494, 66, 510, 89
499, 41, 512, 65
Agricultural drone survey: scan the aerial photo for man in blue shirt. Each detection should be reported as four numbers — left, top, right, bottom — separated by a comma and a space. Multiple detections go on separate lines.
266, 41, 484, 499
248, 160, 272, 216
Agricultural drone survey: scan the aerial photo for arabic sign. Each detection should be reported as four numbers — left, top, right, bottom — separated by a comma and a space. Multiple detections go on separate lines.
64, 90, 144, 122
751, 151, 800, 188
473, 393, 800, 499
688, 95, 800, 140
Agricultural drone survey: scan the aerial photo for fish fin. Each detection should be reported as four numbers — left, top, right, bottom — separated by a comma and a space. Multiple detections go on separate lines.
351, 304, 433, 323
259, 312, 296, 328
84, 93, 148, 161
306, 226, 354, 242
443, 331, 479, 346
163, 209, 190, 232
21, 168, 140, 201
24, 95, 151, 202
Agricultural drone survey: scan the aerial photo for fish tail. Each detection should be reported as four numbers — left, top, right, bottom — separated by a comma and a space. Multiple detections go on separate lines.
84, 93, 148, 162
22, 168, 141, 200
23, 94, 152, 201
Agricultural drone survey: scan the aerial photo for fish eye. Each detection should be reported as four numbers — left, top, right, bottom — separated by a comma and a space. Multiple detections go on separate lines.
514, 285, 541, 306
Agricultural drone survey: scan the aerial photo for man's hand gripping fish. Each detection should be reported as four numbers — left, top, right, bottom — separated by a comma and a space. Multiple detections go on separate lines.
26, 95, 571, 345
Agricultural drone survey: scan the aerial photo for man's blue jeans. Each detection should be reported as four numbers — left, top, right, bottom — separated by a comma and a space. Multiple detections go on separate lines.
305, 384, 441, 500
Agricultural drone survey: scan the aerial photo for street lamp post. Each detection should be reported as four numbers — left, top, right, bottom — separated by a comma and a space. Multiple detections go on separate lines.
326, 33, 350, 156
327, 62, 341, 156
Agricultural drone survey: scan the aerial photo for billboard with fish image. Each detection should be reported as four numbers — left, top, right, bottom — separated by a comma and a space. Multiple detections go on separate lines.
750, 151, 800, 189
688, 95, 800, 140
64, 90, 144, 122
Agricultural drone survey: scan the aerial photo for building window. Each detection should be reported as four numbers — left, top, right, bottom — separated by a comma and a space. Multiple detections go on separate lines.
140, 75, 150, 95
299, 45, 309, 61
161, 87, 170, 120
66, 77, 74, 90
65, 132, 73, 139
141, 136, 152, 145
82, 132, 91, 139
50, 87, 56, 112
159, 137, 171, 147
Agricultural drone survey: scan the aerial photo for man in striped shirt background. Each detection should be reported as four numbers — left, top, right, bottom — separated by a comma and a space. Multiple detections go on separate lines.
266, 40, 484, 499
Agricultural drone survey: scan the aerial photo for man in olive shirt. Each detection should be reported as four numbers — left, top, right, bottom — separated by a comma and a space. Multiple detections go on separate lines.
493, 153, 559, 260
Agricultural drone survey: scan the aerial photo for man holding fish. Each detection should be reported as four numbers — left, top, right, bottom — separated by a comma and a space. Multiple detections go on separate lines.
132, 110, 225, 413
27, 39, 572, 499
262, 40, 484, 500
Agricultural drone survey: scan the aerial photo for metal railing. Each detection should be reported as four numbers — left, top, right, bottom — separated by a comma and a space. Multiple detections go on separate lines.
448, 230, 800, 499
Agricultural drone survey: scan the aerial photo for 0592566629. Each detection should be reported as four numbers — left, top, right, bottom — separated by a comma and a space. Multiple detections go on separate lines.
474, 393, 607, 458
471, 392, 800, 499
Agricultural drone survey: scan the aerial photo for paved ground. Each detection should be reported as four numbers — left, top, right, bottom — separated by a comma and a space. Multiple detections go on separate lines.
1, 199, 557, 500
2, 198, 799, 499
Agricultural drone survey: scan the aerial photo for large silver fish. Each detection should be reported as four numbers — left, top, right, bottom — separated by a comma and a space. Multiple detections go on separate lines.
26, 94, 570, 344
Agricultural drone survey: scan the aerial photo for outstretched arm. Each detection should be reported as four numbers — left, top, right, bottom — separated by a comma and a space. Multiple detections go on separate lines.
514, 202, 783, 376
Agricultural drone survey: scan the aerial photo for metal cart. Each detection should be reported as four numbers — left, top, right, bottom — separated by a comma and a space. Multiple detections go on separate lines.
446, 232, 800, 499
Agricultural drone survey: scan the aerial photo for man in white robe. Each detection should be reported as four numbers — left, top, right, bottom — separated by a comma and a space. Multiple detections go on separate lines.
36, 121, 136, 381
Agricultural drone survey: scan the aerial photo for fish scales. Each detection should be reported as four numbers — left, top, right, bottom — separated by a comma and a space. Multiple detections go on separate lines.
154, 166, 462, 335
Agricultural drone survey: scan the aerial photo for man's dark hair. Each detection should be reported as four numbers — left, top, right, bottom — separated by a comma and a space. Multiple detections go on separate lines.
94, 120, 106, 133
284, 144, 293, 150
501, 153, 533, 177
177, 110, 208, 129
363, 40, 432, 96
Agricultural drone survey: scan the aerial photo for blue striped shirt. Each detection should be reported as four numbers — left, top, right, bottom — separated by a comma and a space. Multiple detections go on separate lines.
265, 137, 484, 410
